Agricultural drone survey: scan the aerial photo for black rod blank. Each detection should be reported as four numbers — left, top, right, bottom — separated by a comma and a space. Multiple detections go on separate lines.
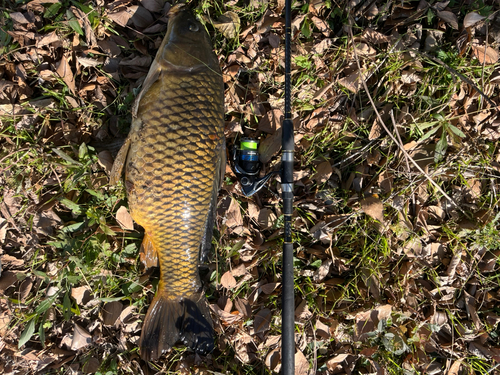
281, 0, 295, 373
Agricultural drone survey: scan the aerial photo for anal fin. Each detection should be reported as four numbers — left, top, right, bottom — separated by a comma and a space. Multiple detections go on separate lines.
140, 232, 159, 270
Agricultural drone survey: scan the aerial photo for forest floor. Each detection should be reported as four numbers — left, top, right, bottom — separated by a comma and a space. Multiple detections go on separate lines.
1, 0, 500, 374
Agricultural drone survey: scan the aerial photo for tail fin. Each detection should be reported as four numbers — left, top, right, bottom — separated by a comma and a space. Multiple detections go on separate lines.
139, 291, 214, 361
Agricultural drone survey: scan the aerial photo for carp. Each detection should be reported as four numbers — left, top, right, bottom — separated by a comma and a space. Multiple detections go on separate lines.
110, 4, 224, 361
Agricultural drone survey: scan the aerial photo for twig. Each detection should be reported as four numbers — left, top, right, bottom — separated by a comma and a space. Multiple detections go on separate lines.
389, 110, 415, 216
346, 14, 467, 216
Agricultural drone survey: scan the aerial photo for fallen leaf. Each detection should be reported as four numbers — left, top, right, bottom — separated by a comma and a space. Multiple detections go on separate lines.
82, 357, 100, 374
463, 12, 485, 28
128, 5, 153, 29
447, 360, 463, 375
56, 55, 76, 95
97, 150, 114, 173
437, 10, 458, 29
116, 206, 134, 230
71, 286, 91, 305
210, 304, 242, 324
220, 271, 237, 289
260, 282, 279, 294
265, 347, 281, 371
258, 208, 277, 230
338, 70, 363, 93
225, 198, 243, 228
295, 299, 313, 320
71, 324, 92, 350
213, 11, 240, 39
254, 308, 272, 333
295, 349, 310, 375
234, 297, 251, 318
312, 161, 332, 184
258, 127, 282, 163
231, 263, 247, 277
360, 196, 385, 223
326, 353, 349, 371
108, 5, 137, 27
313, 259, 332, 282
315, 319, 331, 339
102, 301, 123, 326
471, 44, 499, 64
36, 31, 59, 47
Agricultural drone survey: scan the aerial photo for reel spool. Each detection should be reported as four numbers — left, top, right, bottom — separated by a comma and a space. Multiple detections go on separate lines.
232, 138, 277, 197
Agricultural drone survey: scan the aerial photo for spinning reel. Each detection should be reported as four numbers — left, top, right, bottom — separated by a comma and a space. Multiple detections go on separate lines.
231, 138, 278, 197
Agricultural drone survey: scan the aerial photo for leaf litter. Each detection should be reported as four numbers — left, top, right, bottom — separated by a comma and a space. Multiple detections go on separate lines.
1, 0, 500, 374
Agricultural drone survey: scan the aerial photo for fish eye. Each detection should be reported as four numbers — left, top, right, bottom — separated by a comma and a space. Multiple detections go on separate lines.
188, 23, 199, 32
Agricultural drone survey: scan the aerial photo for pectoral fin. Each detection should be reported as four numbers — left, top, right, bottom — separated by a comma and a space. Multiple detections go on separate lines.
110, 137, 131, 185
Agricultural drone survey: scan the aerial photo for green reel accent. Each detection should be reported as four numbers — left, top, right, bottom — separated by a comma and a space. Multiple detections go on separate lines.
240, 139, 258, 150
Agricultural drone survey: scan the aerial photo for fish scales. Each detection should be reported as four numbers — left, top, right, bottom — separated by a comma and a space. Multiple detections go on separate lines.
128, 72, 223, 297
110, 5, 224, 361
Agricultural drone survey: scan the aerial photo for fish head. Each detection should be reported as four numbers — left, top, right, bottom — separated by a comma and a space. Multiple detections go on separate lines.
159, 5, 219, 72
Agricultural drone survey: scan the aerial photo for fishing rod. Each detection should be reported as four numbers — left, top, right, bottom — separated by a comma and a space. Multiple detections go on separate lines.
231, 0, 295, 373
280, 0, 295, 372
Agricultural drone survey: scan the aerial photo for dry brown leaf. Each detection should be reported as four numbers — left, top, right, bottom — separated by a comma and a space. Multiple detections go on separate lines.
116, 206, 134, 230
326, 353, 349, 371
471, 44, 499, 64
362, 28, 390, 44
315, 319, 331, 339
213, 11, 240, 39
313, 259, 332, 282
464, 12, 485, 28
231, 263, 247, 277
254, 308, 272, 333
258, 127, 282, 164
360, 196, 384, 223
19, 278, 33, 302
56, 55, 76, 95
129, 5, 153, 29
220, 271, 237, 289
312, 161, 332, 184
70, 6, 97, 47
97, 150, 114, 174
294, 299, 313, 320
295, 349, 310, 375
260, 282, 279, 294
225, 198, 243, 228
0, 271, 18, 293
82, 357, 100, 374
102, 301, 123, 326
71, 286, 91, 305
265, 347, 281, 372
311, 16, 330, 36
36, 31, 59, 47
312, 38, 334, 54
258, 109, 283, 133
354, 42, 376, 56
447, 359, 463, 375
338, 70, 362, 93
210, 304, 242, 324
437, 10, 458, 29
71, 324, 92, 350
108, 9, 134, 27
465, 291, 482, 329
258, 208, 277, 230
234, 297, 251, 318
